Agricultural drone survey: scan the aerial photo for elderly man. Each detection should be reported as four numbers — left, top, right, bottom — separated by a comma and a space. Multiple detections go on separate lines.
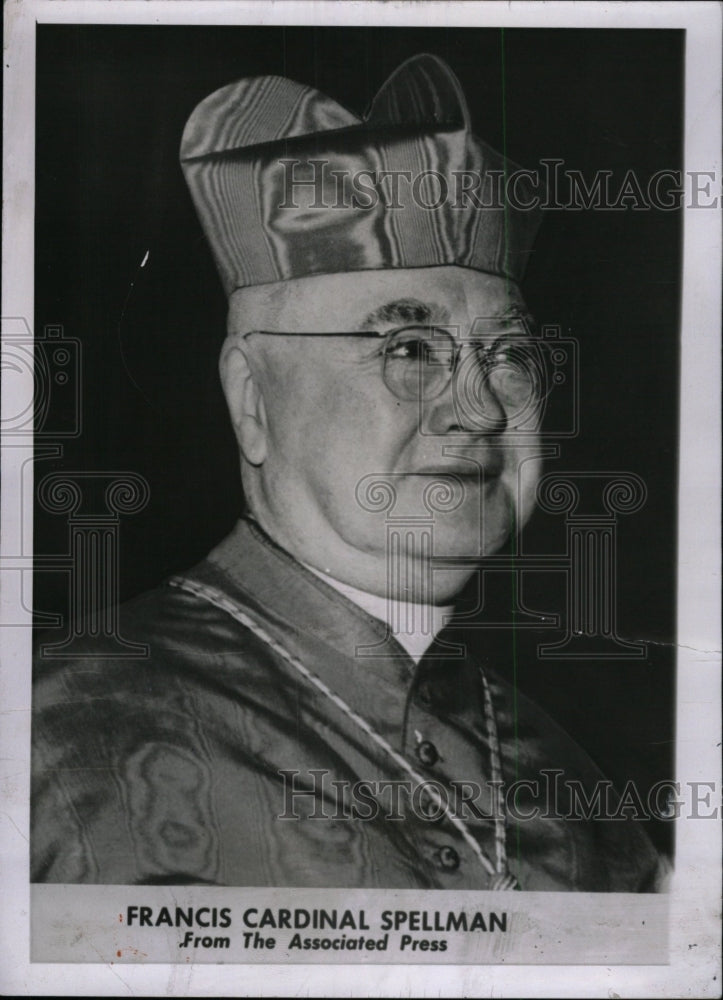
32, 55, 662, 891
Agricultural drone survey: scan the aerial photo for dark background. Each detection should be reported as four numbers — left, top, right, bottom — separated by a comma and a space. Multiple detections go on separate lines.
34, 26, 682, 854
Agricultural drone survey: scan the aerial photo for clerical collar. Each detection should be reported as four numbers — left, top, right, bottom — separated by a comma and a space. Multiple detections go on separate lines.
303, 564, 454, 663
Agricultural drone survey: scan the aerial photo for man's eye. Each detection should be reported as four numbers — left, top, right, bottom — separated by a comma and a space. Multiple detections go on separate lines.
483, 339, 543, 403
386, 336, 430, 361
385, 332, 453, 368
483, 338, 534, 368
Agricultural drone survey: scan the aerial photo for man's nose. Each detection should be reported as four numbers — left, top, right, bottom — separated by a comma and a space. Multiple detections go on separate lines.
422, 348, 508, 436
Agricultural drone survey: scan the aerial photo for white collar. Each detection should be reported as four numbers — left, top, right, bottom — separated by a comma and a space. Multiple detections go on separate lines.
305, 565, 454, 663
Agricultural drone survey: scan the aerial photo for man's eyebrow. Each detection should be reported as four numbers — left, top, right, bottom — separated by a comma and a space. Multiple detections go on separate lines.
358, 298, 533, 333
498, 304, 525, 318
359, 298, 451, 331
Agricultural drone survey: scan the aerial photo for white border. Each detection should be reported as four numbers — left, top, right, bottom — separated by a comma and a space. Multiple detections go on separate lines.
2, 2, 721, 996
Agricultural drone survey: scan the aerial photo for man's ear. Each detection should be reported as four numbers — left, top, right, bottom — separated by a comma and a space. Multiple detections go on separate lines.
219, 336, 268, 466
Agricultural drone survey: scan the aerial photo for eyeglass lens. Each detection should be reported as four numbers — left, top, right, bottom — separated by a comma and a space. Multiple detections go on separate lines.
382, 326, 544, 417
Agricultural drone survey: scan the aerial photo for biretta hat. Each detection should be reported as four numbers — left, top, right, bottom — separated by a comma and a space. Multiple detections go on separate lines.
181, 54, 542, 296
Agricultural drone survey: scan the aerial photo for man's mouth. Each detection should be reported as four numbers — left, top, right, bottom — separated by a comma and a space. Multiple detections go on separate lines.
406, 464, 504, 480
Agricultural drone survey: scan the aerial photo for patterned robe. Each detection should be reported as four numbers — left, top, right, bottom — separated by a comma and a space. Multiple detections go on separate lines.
32, 518, 661, 890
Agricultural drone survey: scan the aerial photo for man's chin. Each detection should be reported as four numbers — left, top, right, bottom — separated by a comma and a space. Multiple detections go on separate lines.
384, 564, 484, 606
427, 508, 511, 557
378, 522, 510, 605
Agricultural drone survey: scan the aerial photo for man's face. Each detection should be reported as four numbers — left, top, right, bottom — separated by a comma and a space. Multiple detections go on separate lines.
228, 266, 542, 602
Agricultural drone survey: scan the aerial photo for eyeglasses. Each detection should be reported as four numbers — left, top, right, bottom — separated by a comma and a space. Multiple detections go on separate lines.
244, 319, 544, 412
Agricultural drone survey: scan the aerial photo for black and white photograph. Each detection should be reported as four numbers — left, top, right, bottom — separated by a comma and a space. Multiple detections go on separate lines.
1, 1, 720, 996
